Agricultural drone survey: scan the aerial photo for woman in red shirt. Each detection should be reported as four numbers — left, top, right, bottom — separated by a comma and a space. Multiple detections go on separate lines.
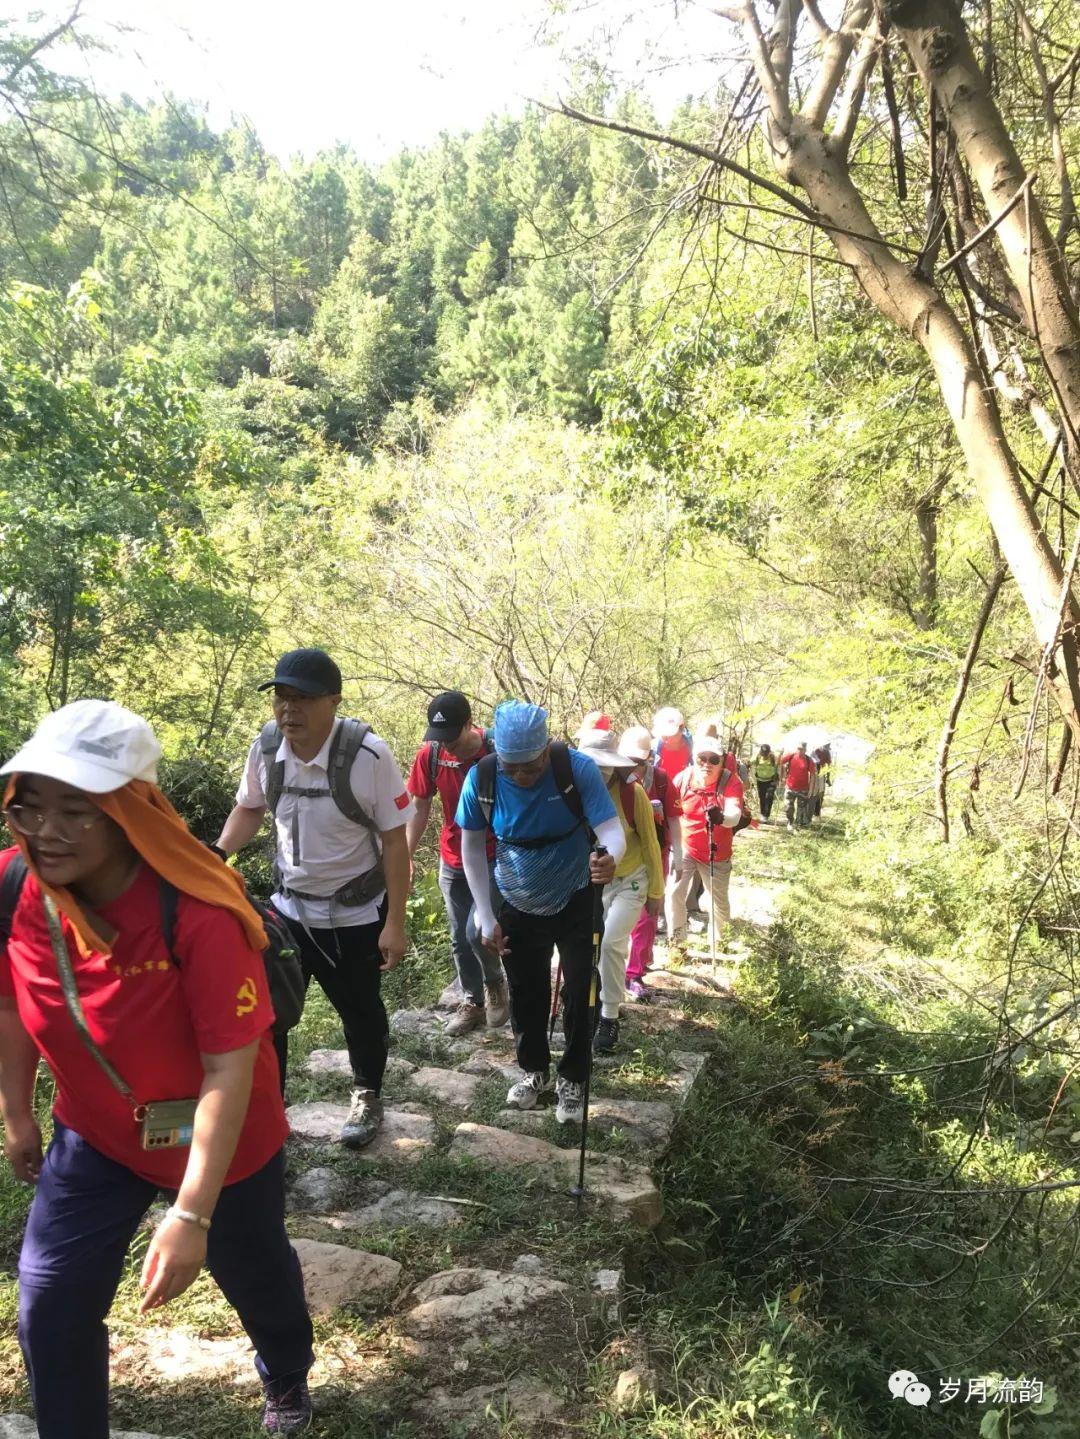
666, 731, 745, 957
0, 700, 314, 1437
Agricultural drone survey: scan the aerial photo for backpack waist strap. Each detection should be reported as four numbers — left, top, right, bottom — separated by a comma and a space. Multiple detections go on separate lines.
275, 862, 387, 908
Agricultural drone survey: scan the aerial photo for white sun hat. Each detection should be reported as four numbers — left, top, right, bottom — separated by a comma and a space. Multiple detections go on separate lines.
1, 699, 162, 793
618, 725, 653, 763
652, 706, 685, 739
578, 728, 637, 770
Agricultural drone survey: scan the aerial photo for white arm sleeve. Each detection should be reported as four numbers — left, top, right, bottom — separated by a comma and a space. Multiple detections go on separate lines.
461, 828, 498, 935
593, 815, 627, 862
668, 815, 683, 866
722, 797, 742, 829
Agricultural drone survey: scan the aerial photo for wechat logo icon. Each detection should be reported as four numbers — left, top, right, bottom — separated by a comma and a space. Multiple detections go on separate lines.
889, 1370, 931, 1407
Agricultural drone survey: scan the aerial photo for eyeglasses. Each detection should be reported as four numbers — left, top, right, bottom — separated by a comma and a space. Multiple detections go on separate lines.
5, 803, 105, 846
499, 753, 548, 779
696, 754, 722, 766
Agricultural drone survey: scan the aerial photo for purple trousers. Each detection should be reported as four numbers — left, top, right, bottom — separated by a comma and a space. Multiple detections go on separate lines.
17, 1121, 313, 1439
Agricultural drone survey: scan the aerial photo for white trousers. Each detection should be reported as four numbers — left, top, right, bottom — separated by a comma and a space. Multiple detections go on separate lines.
666, 855, 732, 951
598, 867, 649, 1019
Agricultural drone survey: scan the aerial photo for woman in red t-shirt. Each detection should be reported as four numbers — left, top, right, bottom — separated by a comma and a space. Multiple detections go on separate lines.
0, 700, 314, 1438
666, 732, 745, 957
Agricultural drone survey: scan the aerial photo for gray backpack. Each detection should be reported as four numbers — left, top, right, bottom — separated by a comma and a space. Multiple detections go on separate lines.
259, 718, 386, 907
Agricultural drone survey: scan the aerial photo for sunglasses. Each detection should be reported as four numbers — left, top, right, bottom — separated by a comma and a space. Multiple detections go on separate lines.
695, 753, 722, 766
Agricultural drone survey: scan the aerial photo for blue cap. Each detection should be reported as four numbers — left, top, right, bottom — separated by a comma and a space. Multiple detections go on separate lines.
494, 700, 549, 762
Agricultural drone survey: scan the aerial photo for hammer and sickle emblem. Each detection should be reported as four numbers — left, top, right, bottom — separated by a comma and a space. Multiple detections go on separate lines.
235, 977, 258, 1017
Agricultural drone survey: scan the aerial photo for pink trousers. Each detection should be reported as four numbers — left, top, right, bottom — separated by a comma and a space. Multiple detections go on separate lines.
626, 849, 669, 981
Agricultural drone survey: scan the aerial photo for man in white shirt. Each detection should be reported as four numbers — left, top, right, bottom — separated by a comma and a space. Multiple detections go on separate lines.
214, 648, 413, 1148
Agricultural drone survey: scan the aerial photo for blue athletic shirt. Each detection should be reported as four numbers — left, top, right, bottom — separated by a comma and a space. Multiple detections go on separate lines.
456, 749, 617, 915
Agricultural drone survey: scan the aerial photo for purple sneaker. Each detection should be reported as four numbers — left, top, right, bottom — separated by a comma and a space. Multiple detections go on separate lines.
626, 979, 651, 1003
263, 1378, 312, 1433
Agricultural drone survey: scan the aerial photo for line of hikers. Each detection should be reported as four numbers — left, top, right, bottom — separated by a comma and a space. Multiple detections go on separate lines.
0, 647, 833, 1436
751, 739, 832, 828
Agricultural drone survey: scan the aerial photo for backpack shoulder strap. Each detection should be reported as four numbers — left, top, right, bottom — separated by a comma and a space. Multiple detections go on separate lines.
482, 727, 496, 754
475, 750, 498, 828
0, 853, 29, 945
620, 779, 638, 830
427, 740, 441, 786
158, 878, 180, 963
259, 721, 285, 817
549, 741, 584, 823
327, 718, 379, 831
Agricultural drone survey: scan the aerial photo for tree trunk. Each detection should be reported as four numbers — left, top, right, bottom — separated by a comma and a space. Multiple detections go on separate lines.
892, 1, 1080, 463
915, 487, 939, 630
772, 116, 1080, 739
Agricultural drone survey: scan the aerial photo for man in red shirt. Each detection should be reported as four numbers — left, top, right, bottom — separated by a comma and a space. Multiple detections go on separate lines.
652, 706, 693, 785
406, 691, 509, 1035
780, 741, 816, 830
667, 732, 745, 957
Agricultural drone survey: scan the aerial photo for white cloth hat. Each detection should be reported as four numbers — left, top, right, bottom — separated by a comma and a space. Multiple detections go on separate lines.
618, 725, 653, 763
578, 728, 636, 770
692, 731, 727, 759
1, 699, 162, 793
652, 706, 685, 739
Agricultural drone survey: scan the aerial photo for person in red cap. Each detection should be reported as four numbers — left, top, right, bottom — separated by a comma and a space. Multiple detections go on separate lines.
575, 711, 612, 738
405, 691, 509, 1036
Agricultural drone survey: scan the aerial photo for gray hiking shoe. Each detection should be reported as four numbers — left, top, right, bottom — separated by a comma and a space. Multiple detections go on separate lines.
555, 1076, 584, 1126
484, 978, 510, 1028
262, 1377, 312, 1433
506, 1071, 549, 1110
341, 1087, 383, 1149
445, 1000, 486, 1036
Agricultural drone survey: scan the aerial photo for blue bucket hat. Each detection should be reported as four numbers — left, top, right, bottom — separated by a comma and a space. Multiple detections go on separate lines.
493, 700, 549, 763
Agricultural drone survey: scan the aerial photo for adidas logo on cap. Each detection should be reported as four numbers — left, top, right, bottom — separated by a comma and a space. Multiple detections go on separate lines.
432, 711, 446, 723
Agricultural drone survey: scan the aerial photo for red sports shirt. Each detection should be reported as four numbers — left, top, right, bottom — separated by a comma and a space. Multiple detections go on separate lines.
0, 852, 286, 1188
655, 735, 692, 786
781, 752, 815, 792
673, 763, 744, 864
407, 732, 496, 868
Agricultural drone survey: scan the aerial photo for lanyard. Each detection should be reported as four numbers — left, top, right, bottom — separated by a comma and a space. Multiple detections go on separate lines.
43, 895, 137, 1104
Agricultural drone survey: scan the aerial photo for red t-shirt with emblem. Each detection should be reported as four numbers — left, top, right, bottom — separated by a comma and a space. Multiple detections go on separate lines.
407, 731, 496, 867
673, 763, 744, 864
0, 851, 286, 1188
781, 752, 815, 792
655, 735, 693, 786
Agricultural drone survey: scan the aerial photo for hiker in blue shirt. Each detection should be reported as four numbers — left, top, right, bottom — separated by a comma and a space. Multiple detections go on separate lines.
456, 701, 624, 1125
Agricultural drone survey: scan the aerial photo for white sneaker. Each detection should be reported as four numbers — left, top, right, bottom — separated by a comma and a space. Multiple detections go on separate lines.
555, 1076, 584, 1126
506, 1071, 549, 1109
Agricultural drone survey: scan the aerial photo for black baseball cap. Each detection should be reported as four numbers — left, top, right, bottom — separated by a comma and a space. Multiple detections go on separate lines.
257, 648, 342, 696
424, 690, 472, 742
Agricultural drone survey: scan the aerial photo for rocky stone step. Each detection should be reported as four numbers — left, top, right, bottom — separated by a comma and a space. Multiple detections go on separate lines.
286, 1102, 435, 1161
449, 1122, 663, 1228
304, 1049, 416, 1082
401, 1265, 572, 1336
494, 1096, 676, 1150
291, 1237, 402, 1314
289, 1171, 471, 1228
410, 1065, 483, 1107
416, 1375, 566, 1426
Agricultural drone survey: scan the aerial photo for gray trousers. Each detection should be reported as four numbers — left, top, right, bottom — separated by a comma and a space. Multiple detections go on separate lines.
438, 860, 505, 1004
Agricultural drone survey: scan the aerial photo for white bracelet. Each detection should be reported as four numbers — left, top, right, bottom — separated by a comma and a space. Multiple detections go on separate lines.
166, 1205, 211, 1231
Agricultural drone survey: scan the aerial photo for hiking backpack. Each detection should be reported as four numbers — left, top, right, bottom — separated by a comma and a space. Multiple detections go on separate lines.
0, 853, 305, 1035
426, 728, 495, 786
259, 716, 386, 907
473, 741, 589, 848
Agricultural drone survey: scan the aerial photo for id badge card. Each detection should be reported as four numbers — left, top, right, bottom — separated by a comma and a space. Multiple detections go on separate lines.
138, 1099, 197, 1151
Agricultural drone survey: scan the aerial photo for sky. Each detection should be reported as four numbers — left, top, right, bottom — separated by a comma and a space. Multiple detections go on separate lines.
9, 0, 727, 162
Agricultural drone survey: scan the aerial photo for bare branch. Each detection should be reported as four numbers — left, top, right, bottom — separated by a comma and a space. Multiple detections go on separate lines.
2, 3, 83, 90
830, 11, 882, 158
803, 0, 873, 130
938, 173, 1035, 273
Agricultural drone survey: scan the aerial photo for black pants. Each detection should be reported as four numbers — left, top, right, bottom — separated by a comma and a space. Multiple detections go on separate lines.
757, 779, 777, 818
500, 884, 595, 1085
274, 905, 389, 1094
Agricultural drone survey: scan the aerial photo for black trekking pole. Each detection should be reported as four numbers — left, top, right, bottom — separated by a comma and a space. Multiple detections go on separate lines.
571, 844, 606, 1206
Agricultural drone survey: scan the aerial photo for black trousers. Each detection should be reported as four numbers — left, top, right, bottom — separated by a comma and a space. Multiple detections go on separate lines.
274, 905, 389, 1095
499, 884, 596, 1085
757, 779, 777, 818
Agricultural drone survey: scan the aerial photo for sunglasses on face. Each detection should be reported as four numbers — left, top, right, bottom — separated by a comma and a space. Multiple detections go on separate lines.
696, 754, 722, 766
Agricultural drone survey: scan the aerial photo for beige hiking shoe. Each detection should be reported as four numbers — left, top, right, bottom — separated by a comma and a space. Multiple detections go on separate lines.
444, 1000, 486, 1037
484, 978, 510, 1028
